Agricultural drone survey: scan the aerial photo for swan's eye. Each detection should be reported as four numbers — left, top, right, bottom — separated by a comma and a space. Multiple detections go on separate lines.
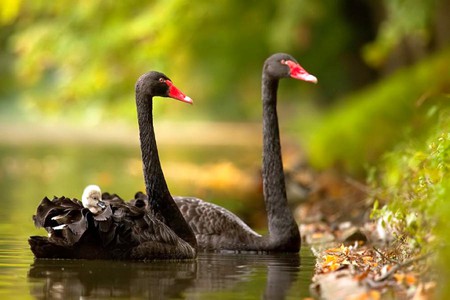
159, 78, 165, 83
281, 59, 286, 65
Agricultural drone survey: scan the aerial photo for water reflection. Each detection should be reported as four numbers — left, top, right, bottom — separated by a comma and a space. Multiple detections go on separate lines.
28, 259, 196, 299
28, 252, 306, 299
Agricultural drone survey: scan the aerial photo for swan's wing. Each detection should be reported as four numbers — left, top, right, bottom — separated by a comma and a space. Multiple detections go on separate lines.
173, 196, 261, 238
89, 202, 147, 247
103, 201, 182, 245
127, 212, 196, 259
51, 208, 84, 225
93, 202, 191, 258
102, 192, 126, 206
126, 191, 148, 208
33, 196, 83, 228
101, 191, 146, 208
61, 212, 89, 244
93, 205, 113, 221
132, 213, 184, 245
33, 195, 103, 247
33, 197, 57, 227
54, 196, 83, 209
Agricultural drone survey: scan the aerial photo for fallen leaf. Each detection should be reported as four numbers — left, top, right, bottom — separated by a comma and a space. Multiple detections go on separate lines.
326, 261, 341, 272
323, 254, 340, 264
354, 269, 370, 281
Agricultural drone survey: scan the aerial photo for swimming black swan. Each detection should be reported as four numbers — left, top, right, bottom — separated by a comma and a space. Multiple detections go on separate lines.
29, 71, 197, 260
172, 53, 317, 252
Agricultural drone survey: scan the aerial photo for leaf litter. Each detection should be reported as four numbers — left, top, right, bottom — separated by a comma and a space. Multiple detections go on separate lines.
293, 169, 437, 300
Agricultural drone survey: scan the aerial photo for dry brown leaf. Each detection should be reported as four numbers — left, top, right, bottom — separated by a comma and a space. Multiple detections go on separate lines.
319, 254, 344, 273
362, 256, 373, 262
323, 254, 340, 264
325, 244, 348, 254
354, 269, 370, 282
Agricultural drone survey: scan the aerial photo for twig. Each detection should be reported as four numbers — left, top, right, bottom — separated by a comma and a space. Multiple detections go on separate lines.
375, 252, 433, 282
373, 246, 399, 264
345, 177, 372, 195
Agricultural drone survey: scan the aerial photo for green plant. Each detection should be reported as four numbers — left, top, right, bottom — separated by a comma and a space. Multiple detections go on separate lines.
370, 111, 450, 255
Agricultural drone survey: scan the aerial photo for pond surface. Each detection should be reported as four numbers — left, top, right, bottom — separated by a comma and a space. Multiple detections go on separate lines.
2, 240, 314, 299
0, 135, 314, 299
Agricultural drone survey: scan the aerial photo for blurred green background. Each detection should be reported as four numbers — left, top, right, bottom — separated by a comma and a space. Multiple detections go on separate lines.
1, 0, 450, 235
0, 0, 450, 296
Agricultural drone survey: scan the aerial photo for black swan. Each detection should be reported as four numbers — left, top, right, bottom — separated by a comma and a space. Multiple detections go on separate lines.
172, 53, 317, 252
29, 71, 197, 260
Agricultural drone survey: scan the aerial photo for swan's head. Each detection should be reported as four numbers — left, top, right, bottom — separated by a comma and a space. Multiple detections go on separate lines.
82, 185, 107, 214
264, 53, 317, 84
135, 71, 193, 104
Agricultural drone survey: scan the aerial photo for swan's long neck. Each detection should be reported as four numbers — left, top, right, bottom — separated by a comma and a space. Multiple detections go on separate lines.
135, 91, 196, 247
261, 74, 300, 249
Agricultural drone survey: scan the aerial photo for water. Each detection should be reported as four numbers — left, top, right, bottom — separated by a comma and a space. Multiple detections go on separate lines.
24, 249, 314, 299
0, 227, 314, 299
0, 138, 315, 299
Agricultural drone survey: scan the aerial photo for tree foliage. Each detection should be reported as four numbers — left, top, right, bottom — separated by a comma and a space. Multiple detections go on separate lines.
0, 0, 448, 169
306, 48, 450, 175
1, 0, 320, 120
3, 0, 444, 122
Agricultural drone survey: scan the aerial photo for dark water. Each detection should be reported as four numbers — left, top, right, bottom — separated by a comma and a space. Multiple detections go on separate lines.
26, 249, 314, 299
0, 143, 314, 299
0, 228, 314, 299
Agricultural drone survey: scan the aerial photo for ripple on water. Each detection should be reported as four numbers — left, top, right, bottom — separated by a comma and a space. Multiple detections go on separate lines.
0, 233, 34, 298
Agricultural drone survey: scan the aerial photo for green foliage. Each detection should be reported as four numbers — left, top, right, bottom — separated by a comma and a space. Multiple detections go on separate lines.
306, 48, 450, 175
368, 112, 450, 295
369, 112, 450, 287
2, 0, 327, 121
364, 0, 437, 67
3, 0, 442, 122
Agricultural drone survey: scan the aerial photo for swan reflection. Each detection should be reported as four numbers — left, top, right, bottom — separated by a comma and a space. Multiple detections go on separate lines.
28, 253, 301, 299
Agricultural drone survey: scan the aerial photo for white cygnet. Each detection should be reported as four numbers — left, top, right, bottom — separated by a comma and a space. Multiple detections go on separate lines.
82, 185, 107, 214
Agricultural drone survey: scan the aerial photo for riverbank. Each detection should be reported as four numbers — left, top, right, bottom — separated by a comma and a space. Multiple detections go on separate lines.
296, 170, 437, 300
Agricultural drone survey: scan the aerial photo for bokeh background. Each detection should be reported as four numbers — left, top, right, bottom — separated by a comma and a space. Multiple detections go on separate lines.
1, 1, 449, 168
0, 0, 450, 296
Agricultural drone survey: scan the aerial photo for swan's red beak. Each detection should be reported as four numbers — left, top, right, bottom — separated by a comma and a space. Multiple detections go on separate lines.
166, 80, 193, 104
285, 60, 318, 84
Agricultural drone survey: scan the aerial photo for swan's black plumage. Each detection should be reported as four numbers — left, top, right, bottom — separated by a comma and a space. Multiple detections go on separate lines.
173, 53, 317, 252
29, 71, 196, 260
